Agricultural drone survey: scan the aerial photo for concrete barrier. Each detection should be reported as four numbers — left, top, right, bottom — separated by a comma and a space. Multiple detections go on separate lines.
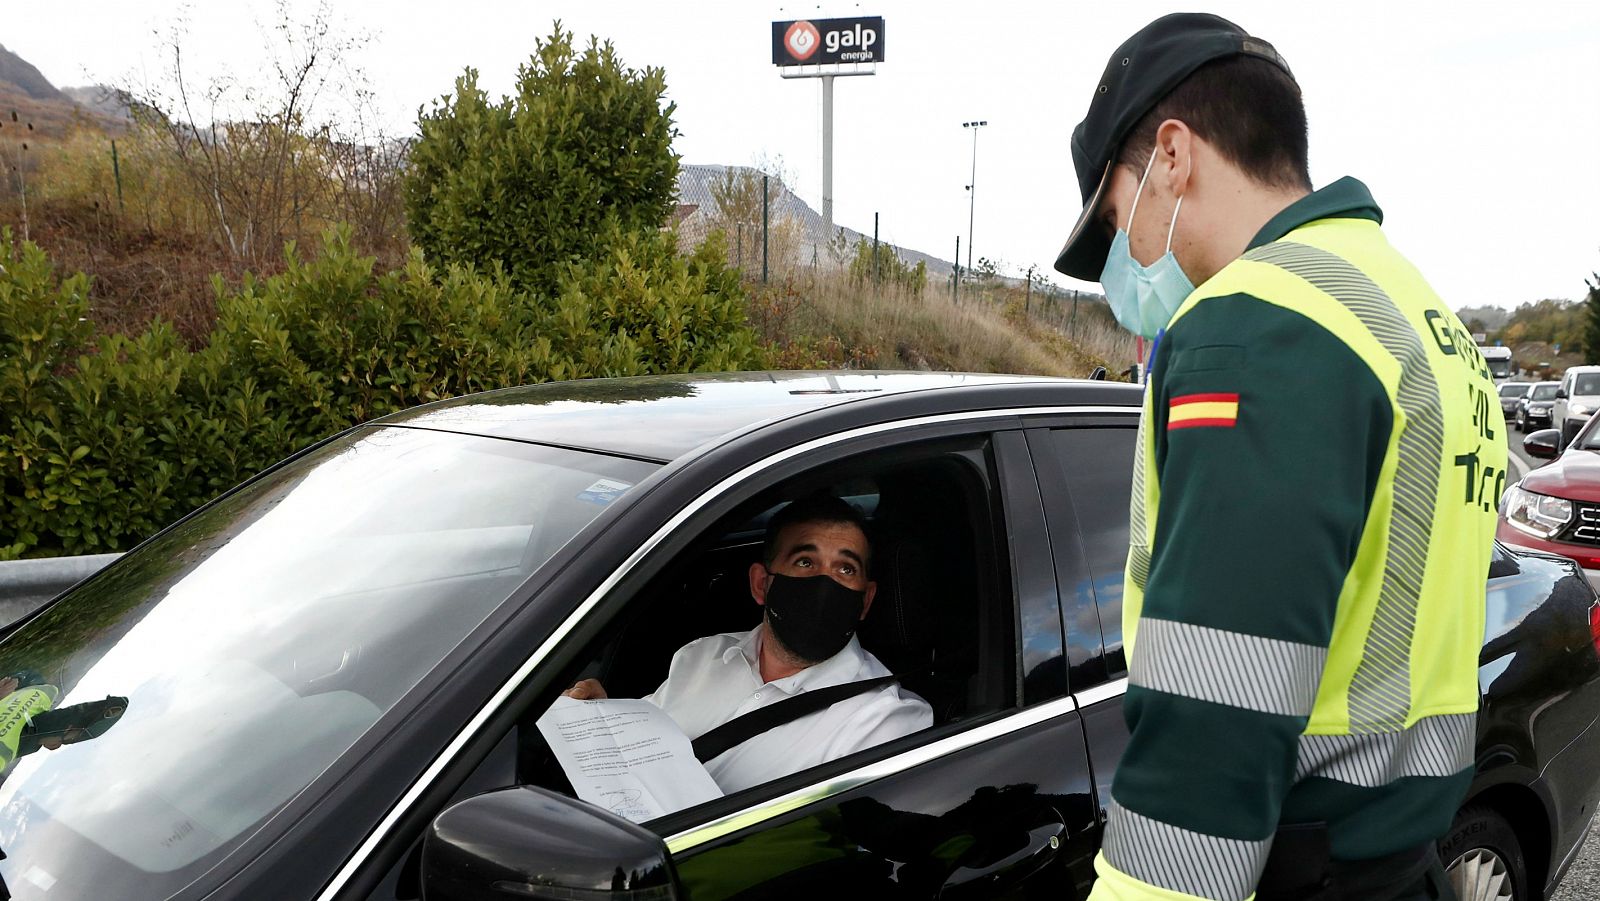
0, 553, 122, 626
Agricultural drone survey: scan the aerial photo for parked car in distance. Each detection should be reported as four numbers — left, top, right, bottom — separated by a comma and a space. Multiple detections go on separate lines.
1515, 382, 1561, 433
1, 372, 1597, 901
1501, 382, 1533, 418
1554, 365, 1600, 447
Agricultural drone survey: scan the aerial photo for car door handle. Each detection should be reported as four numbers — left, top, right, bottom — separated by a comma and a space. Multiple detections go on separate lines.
938, 820, 1066, 894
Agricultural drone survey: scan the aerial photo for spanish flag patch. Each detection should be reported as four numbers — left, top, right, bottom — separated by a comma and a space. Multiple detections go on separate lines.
1168, 393, 1239, 430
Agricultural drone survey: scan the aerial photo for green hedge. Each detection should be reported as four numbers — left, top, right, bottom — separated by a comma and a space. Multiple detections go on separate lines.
0, 226, 762, 559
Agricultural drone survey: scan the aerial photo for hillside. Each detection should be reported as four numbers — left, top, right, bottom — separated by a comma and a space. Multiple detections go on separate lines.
676, 163, 958, 278
0, 46, 125, 137
675, 162, 1108, 306
0, 44, 62, 101
0, 41, 1131, 378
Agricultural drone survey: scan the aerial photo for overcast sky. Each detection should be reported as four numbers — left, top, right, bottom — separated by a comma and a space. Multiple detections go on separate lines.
11, 0, 1599, 309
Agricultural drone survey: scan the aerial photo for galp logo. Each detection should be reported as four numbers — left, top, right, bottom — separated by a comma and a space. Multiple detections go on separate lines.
784, 20, 821, 61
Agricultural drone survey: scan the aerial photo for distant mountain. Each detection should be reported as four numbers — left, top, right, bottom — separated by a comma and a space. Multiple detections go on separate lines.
674, 163, 1104, 303
675, 163, 960, 277
0, 44, 63, 102
0, 45, 126, 136
1457, 304, 1511, 332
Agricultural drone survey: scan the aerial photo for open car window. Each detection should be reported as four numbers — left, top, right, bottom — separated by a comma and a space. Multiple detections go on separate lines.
504, 435, 1020, 831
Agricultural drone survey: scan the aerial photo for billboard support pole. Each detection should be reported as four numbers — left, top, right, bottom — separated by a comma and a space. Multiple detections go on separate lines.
821, 74, 834, 238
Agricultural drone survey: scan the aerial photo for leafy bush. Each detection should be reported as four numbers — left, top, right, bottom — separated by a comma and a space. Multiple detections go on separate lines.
548, 226, 761, 376
0, 227, 763, 559
406, 23, 679, 295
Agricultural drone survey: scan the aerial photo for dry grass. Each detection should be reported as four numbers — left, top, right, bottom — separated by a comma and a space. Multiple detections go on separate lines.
0, 87, 122, 140
1, 124, 408, 346
746, 269, 1139, 380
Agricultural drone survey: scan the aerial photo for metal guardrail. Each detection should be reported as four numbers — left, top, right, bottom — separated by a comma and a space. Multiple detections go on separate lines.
0, 553, 122, 627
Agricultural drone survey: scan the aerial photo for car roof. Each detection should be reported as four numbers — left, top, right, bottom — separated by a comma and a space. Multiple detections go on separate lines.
370, 371, 1115, 461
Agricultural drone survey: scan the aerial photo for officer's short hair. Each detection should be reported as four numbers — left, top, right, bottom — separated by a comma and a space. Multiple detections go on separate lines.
762, 493, 872, 577
1117, 55, 1311, 193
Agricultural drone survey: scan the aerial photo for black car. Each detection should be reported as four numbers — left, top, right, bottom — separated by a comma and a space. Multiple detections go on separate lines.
1503, 382, 1535, 419
1, 372, 1597, 901
1515, 381, 1561, 433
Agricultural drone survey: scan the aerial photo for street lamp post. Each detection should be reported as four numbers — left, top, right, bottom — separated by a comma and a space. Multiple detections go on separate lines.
962, 120, 987, 276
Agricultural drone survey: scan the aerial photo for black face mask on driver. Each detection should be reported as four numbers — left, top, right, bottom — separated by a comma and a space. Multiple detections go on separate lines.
762, 572, 867, 664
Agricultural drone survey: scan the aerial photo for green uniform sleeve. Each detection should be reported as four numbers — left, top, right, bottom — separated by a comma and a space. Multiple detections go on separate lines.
1091, 294, 1393, 900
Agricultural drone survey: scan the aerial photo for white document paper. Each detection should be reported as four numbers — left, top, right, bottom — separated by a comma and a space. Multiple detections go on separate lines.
536, 696, 723, 823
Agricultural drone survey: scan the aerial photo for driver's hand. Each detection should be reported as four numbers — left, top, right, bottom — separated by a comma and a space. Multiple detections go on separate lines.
563, 679, 607, 700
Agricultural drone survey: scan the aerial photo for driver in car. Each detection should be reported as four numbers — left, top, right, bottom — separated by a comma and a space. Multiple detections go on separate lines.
564, 493, 933, 793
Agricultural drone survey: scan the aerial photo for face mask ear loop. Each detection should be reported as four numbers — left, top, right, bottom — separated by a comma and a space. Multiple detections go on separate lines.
1166, 194, 1184, 254
1171, 152, 1196, 254
1126, 147, 1160, 232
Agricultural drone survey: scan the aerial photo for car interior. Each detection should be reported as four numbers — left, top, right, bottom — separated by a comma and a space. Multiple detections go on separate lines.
514, 439, 1017, 814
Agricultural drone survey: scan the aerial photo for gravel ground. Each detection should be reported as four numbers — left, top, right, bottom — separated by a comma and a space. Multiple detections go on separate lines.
1550, 817, 1600, 900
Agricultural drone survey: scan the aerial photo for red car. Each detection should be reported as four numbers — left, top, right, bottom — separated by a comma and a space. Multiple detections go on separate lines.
1501, 420, 1600, 577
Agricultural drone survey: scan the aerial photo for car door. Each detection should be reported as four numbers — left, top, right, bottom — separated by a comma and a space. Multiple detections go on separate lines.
336, 417, 1109, 901
1024, 419, 1140, 821
655, 428, 1102, 901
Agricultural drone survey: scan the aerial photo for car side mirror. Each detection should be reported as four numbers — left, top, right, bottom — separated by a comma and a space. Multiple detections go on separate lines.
1557, 388, 1569, 400
1524, 429, 1562, 460
1487, 555, 1521, 579
422, 785, 680, 901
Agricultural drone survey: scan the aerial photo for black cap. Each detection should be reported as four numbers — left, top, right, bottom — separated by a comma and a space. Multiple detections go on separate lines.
1052, 13, 1293, 280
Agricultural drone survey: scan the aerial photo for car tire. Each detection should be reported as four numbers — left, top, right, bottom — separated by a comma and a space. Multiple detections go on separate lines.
1439, 805, 1527, 901
1514, 412, 1524, 433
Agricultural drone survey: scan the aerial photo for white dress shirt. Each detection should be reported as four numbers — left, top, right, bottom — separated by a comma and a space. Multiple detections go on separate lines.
644, 626, 933, 794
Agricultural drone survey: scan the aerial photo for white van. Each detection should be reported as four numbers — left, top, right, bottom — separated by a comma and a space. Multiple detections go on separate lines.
1479, 345, 1514, 384
1554, 364, 1600, 446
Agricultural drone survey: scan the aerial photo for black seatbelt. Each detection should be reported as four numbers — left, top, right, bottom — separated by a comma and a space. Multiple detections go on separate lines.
691, 673, 902, 763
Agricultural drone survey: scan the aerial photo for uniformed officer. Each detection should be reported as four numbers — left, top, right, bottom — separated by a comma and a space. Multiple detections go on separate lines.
1053, 14, 1506, 901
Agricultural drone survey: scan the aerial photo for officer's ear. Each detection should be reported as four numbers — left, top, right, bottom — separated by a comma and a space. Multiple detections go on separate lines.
1153, 118, 1195, 199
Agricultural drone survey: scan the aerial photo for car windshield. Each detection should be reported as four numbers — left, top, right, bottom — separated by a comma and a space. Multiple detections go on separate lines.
1532, 384, 1559, 401
1576, 373, 1600, 396
1498, 383, 1529, 398
1487, 358, 1513, 379
0, 426, 655, 898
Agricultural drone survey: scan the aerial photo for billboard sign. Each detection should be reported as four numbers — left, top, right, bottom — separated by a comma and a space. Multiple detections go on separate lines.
772, 17, 885, 66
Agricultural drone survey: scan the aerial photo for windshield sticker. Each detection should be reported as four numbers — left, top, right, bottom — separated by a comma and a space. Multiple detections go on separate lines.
577, 478, 633, 506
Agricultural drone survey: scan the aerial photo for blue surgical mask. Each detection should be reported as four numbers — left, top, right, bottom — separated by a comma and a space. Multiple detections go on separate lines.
1100, 149, 1195, 339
